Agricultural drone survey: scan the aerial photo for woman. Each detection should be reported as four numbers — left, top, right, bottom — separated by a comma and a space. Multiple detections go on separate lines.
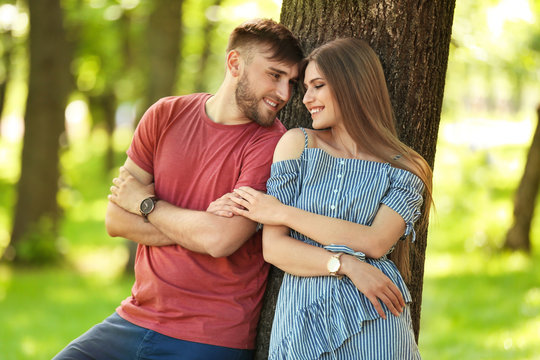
220, 38, 433, 359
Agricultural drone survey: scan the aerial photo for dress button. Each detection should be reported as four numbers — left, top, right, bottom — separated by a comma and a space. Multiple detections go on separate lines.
340, 160, 345, 165
333, 189, 338, 193
330, 205, 336, 210
337, 174, 342, 178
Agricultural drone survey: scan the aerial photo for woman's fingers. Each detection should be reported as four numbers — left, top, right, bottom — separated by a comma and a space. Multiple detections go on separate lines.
237, 186, 257, 196
233, 188, 253, 202
380, 290, 402, 317
391, 283, 406, 308
230, 194, 250, 208
366, 295, 386, 319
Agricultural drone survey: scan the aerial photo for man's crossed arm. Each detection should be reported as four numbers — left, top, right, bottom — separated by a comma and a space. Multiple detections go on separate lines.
106, 157, 257, 257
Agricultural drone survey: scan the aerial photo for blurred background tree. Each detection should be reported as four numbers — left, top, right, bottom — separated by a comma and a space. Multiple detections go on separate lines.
9, 0, 71, 264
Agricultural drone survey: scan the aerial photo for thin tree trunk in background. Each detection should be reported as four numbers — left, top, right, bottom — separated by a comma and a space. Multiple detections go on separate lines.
89, 94, 117, 173
8, 0, 71, 263
255, 1, 455, 357
125, 0, 184, 272
504, 105, 540, 252
143, 0, 183, 110
0, 30, 14, 128
193, 0, 222, 93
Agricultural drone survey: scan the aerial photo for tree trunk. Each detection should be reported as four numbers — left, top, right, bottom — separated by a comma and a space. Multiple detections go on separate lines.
125, 0, 184, 272
8, 0, 71, 263
0, 29, 14, 129
143, 0, 183, 111
89, 93, 117, 173
503, 104, 540, 252
255, 0, 455, 357
193, 0, 223, 92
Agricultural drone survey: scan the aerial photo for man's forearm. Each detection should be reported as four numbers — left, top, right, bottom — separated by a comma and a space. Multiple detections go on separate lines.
105, 202, 176, 246
146, 200, 257, 257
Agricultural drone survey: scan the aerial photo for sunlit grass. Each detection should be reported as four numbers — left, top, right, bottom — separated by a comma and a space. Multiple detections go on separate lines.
419, 249, 540, 359
418, 129, 540, 359
0, 264, 133, 359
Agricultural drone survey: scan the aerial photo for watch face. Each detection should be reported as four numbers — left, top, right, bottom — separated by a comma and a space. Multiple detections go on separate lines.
140, 198, 155, 214
328, 256, 340, 273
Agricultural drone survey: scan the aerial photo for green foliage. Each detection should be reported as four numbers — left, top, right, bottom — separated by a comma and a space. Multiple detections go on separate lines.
444, 0, 540, 118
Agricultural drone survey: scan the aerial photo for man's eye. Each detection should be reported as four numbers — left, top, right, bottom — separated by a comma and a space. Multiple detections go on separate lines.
270, 73, 280, 79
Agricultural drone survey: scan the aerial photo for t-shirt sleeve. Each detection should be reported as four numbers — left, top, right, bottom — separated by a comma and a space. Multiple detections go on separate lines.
380, 169, 425, 242
126, 99, 166, 175
266, 159, 301, 206
234, 132, 284, 192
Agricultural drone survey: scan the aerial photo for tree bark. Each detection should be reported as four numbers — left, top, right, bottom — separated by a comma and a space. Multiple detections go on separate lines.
143, 0, 183, 111
503, 105, 540, 252
255, 0, 455, 357
125, 0, 184, 272
8, 0, 71, 263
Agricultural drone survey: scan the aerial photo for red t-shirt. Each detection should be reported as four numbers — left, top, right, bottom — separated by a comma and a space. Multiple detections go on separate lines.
117, 93, 286, 349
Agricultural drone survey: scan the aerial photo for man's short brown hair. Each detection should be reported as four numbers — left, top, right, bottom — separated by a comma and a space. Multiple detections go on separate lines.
227, 18, 303, 65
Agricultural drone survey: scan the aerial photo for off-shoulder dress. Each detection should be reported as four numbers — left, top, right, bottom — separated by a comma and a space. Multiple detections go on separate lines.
266, 128, 424, 360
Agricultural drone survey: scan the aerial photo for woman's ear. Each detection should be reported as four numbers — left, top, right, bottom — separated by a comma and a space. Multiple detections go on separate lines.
226, 50, 241, 77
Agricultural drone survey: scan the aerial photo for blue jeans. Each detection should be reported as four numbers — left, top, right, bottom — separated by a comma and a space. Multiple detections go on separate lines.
53, 312, 254, 360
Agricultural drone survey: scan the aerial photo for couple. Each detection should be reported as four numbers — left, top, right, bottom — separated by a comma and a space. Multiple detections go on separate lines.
54, 18, 431, 360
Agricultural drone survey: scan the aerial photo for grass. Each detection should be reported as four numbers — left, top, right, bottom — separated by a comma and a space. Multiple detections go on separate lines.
0, 265, 133, 359
0, 118, 539, 359
417, 130, 540, 359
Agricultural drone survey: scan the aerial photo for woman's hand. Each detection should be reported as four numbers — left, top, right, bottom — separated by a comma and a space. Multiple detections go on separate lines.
230, 186, 285, 225
108, 166, 155, 215
340, 255, 405, 319
206, 192, 245, 218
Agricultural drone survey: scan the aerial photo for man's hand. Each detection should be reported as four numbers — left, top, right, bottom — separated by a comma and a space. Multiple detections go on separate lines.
206, 192, 245, 218
109, 166, 155, 215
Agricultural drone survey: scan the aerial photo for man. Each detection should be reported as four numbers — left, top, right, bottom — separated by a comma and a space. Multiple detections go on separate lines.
53, 18, 303, 360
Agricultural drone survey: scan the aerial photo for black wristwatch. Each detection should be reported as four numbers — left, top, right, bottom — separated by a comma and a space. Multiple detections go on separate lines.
140, 196, 159, 222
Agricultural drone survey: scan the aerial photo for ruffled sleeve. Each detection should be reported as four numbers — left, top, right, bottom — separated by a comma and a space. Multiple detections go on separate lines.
381, 168, 425, 242
266, 159, 302, 207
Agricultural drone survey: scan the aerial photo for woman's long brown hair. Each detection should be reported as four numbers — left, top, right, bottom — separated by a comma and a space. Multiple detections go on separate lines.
302, 38, 433, 282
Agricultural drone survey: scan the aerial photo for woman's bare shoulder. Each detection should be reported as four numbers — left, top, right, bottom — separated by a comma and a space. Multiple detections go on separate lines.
273, 128, 309, 163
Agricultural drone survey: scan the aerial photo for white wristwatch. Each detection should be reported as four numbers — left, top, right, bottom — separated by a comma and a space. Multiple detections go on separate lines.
327, 252, 344, 279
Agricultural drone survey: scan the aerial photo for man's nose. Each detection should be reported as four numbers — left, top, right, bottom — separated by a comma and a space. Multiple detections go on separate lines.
276, 80, 291, 103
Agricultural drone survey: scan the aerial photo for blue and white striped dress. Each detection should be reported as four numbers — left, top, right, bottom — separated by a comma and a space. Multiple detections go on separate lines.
266, 129, 424, 360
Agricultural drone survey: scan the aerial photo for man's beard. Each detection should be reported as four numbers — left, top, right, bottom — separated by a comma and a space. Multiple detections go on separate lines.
235, 73, 276, 127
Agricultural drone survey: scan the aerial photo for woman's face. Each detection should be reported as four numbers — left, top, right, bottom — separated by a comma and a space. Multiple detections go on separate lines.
302, 61, 340, 129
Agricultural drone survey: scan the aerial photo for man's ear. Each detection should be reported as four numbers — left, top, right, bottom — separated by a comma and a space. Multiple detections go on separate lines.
226, 50, 241, 77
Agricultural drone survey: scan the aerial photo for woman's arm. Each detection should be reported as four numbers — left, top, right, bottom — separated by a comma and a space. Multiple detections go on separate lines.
227, 128, 406, 258
262, 224, 405, 318
231, 187, 405, 259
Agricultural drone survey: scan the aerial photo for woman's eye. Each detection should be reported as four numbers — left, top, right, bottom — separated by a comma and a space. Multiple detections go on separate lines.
315, 84, 324, 89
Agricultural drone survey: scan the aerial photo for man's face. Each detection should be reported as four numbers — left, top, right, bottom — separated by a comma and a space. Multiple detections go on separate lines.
235, 51, 299, 127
